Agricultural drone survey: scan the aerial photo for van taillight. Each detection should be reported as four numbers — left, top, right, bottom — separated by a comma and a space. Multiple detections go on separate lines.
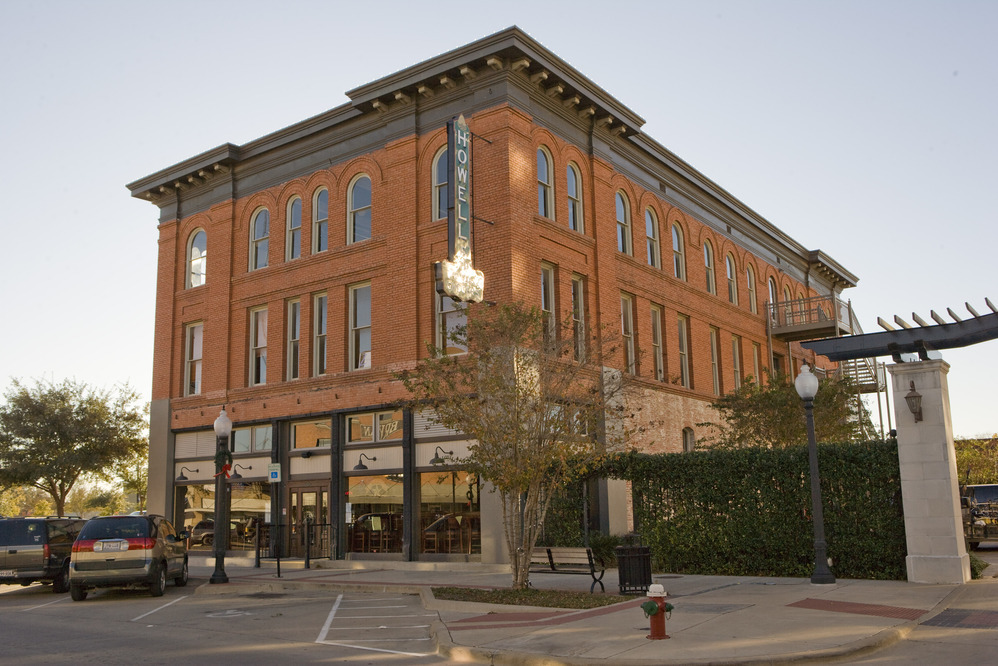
44, 544, 50, 560
126, 538, 157, 550
72, 540, 96, 553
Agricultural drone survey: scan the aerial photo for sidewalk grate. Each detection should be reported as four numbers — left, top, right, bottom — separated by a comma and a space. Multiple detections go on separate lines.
922, 608, 998, 629
788, 598, 927, 620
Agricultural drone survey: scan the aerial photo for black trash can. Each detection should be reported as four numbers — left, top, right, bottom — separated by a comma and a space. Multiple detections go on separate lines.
615, 535, 652, 595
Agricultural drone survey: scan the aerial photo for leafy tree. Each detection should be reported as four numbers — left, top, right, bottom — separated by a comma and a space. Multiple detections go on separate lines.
698, 368, 871, 449
66, 484, 126, 518
113, 448, 149, 512
0, 379, 147, 516
398, 301, 631, 589
956, 436, 998, 485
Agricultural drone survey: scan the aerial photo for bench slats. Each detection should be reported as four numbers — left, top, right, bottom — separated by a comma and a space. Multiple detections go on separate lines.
528, 546, 606, 593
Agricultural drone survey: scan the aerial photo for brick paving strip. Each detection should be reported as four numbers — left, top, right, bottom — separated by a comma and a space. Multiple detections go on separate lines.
788, 598, 927, 620
921, 609, 998, 629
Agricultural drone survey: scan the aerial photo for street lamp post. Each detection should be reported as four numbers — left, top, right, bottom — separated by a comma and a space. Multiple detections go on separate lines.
795, 364, 836, 585
210, 407, 233, 584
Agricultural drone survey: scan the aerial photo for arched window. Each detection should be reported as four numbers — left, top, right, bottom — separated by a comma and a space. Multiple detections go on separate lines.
348, 175, 372, 243
187, 230, 206, 288
250, 209, 269, 271
567, 163, 583, 232
746, 264, 757, 314
286, 197, 301, 261
682, 427, 696, 453
704, 240, 716, 295
537, 147, 553, 219
615, 192, 631, 255
768, 277, 779, 325
672, 224, 686, 280
432, 147, 448, 220
313, 188, 328, 253
783, 285, 793, 324
725, 254, 737, 304
645, 208, 660, 269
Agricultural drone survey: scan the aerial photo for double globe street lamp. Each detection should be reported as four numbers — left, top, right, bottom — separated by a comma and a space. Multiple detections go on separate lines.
795, 364, 836, 585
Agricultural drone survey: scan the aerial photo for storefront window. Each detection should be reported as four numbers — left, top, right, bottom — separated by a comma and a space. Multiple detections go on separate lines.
292, 419, 331, 448
345, 474, 404, 554
419, 471, 480, 555
177, 481, 270, 552
347, 410, 403, 444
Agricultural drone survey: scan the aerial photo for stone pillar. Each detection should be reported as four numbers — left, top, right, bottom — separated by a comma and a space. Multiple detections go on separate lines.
888, 359, 969, 584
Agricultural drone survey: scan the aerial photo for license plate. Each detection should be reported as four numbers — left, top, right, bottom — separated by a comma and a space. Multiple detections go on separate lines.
0, 569, 14, 577
94, 541, 127, 552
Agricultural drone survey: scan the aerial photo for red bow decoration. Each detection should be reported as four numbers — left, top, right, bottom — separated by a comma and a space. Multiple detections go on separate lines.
214, 463, 231, 478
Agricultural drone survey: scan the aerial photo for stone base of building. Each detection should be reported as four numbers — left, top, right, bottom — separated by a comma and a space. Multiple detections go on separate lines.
906, 553, 970, 584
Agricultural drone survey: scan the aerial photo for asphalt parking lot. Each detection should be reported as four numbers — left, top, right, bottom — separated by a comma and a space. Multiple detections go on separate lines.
0, 576, 448, 664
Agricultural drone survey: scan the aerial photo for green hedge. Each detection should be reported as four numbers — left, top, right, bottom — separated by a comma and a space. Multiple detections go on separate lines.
594, 441, 907, 580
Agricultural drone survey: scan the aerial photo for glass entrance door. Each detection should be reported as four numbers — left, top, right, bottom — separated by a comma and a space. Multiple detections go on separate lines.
288, 486, 327, 557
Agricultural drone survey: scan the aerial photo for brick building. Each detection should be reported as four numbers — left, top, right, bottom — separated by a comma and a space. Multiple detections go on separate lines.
128, 27, 857, 564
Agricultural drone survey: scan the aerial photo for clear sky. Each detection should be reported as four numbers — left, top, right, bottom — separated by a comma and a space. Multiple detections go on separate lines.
1, 1, 995, 438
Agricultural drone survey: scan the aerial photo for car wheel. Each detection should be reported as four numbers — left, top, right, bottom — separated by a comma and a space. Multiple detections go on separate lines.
70, 585, 87, 602
202, 534, 213, 547
174, 559, 189, 587
53, 563, 70, 593
150, 561, 167, 597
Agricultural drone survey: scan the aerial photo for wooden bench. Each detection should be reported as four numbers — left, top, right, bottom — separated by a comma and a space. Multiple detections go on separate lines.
529, 546, 605, 593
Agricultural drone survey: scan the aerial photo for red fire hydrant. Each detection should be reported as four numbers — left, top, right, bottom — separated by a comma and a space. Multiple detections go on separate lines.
640, 583, 673, 640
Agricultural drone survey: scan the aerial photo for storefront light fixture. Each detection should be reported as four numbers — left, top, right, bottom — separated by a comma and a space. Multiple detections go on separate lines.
354, 453, 377, 471
176, 466, 198, 482
430, 446, 454, 465
230, 464, 252, 480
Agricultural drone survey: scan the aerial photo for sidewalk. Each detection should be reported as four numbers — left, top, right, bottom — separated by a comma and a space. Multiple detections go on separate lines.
189, 555, 998, 664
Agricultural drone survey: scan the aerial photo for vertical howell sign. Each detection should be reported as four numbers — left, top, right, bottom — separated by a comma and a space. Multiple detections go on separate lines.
435, 114, 485, 303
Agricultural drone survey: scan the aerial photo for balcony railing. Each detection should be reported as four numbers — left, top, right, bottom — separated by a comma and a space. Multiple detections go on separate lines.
767, 295, 855, 342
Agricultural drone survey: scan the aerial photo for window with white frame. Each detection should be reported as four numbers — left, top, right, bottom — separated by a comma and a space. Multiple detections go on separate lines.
432, 147, 448, 221
704, 241, 716, 295
286, 197, 301, 261
348, 175, 372, 243
313, 188, 328, 253
250, 209, 269, 271
726, 254, 737, 304
232, 425, 272, 453
651, 305, 664, 381
350, 282, 371, 370
437, 292, 467, 355
732, 335, 742, 389
746, 264, 758, 314
313, 293, 327, 376
541, 263, 556, 345
646, 208, 660, 269
672, 223, 686, 280
709, 326, 721, 395
537, 147, 553, 219
187, 230, 206, 288
571, 275, 586, 362
249, 308, 267, 386
677, 314, 691, 388
287, 301, 300, 381
616, 192, 632, 255
621, 293, 635, 374
184, 322, 203, 396
752, 342, 762, 382
567, 163, 583, 232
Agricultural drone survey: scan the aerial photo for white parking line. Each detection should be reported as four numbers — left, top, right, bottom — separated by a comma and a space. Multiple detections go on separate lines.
316, 594, 436, 658
131, 595, 187, 622
23, 597, 69, 611
324, 624, 431, 630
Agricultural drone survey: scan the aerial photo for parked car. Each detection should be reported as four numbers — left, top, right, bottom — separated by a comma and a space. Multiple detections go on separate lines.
189, 519, 244, 547
961, 484, 998, 549
0, 517, 87, 593
69, 514, 188, 600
